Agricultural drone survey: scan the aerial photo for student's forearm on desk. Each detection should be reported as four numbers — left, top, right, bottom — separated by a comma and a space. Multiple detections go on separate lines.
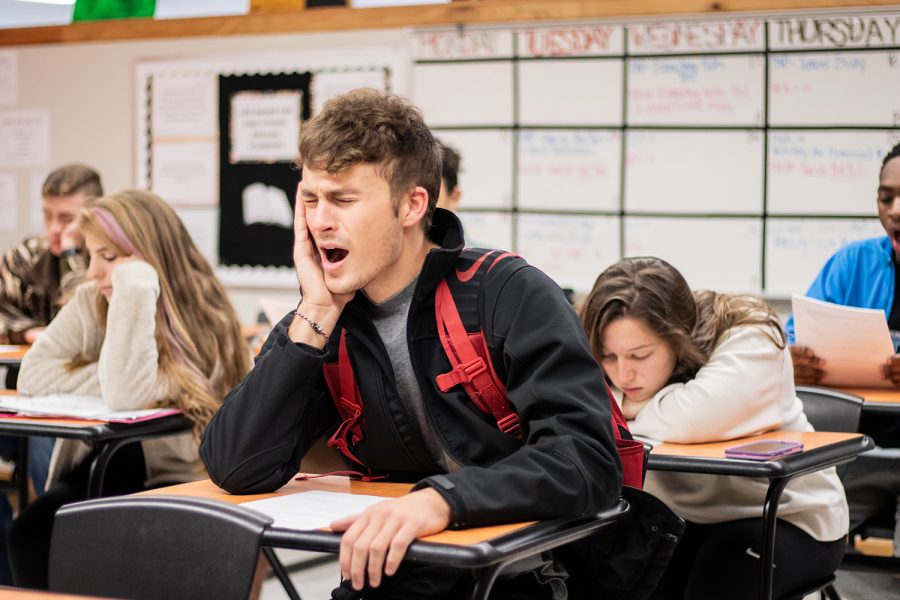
200, 325, 337, 494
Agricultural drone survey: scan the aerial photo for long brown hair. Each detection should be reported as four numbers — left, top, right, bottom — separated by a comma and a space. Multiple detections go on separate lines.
75, 190, 248, 435
580, 257, 784, 384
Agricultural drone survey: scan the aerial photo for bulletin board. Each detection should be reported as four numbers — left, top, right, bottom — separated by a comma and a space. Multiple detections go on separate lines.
135, 47, 407, 287
412, 10, 900, 297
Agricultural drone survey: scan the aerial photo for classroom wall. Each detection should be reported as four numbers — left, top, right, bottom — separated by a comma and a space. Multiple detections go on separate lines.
3, 2, 900, 322
2, 28, 407, 322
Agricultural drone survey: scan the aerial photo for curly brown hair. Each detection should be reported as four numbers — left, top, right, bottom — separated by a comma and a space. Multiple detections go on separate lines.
297, 88, 442, 230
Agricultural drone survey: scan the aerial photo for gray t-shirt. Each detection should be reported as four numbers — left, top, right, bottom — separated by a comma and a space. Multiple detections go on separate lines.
367, 278, 456, 471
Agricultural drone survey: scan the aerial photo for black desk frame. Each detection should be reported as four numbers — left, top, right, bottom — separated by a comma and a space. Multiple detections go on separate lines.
647, 435, 873, 600
259, 498, 629, 600
0, 415, 192, 506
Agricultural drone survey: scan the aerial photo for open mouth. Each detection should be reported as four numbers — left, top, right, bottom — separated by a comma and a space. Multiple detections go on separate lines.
323, 247, 348, 264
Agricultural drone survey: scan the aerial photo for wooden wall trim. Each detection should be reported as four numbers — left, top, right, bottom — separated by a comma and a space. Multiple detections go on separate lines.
0, 0, 898, 47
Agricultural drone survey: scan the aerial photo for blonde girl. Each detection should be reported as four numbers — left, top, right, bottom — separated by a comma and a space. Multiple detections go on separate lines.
10, 190, 248, 588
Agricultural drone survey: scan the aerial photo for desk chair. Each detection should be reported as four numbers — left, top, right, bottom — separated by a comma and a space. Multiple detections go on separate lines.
48, 495, 273, 600
795, 387, 863, 478
795, 386, 900, 598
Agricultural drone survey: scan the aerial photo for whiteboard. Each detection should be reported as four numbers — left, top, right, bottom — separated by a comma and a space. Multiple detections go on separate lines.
518, 59, 623, 125
627, 55, 765, 126
516, 214, 620, 293
765, 218, 885, 297
769, 51, 900, 126
624, 217, 762, 293
458, 211, 513, 250
517, 129, 620, 211
413, 62, 513, 126
432, 129, 513, 209
625, 129, 763, 213
768, 130, 900, 215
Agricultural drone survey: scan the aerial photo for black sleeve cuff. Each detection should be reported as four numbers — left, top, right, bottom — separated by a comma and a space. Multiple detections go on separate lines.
413, 474, 469, 529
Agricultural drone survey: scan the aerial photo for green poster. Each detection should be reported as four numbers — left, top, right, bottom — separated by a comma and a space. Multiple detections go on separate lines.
73, 0, 156, 22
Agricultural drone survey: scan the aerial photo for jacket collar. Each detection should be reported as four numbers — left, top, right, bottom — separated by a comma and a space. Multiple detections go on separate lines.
338, 208, 465, 327
414, 208, 464, 301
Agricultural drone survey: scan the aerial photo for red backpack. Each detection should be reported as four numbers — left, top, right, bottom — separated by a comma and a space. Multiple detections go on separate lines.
321, 250, 645, 489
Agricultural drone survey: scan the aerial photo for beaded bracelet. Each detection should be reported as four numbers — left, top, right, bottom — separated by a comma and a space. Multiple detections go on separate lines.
294, 307, 330, 344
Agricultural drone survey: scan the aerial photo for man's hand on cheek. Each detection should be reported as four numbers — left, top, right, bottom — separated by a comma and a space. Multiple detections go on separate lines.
330, 488, 452, 591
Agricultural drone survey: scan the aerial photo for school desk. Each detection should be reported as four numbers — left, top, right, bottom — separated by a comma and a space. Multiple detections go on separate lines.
0, 396, 191, 507
647, 430, 872, 600
835, 386, 900, 415
0, 344, 28, 368
140, 476, 630, 600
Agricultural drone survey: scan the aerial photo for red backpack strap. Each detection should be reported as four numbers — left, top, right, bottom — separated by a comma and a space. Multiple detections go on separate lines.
434, 251, 523, 439
602, 380, 646, 489
321, 330, 369, 470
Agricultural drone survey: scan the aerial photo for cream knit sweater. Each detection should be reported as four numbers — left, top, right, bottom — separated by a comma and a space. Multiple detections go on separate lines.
623, 324, 849, 542
19, 261, 203, 489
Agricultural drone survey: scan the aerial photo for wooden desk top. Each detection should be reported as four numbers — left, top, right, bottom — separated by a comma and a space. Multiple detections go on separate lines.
0, 344, 29, 364
140, 477, 537, 546
836, 387, 900, 405
651, 430, 863, 459
240, 323, 266, 341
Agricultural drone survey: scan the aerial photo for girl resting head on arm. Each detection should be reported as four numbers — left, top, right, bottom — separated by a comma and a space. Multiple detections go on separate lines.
580, 255, 784, 420
12, 190, 250, 590
578, 256, 847, 600
73, 189, 248, 435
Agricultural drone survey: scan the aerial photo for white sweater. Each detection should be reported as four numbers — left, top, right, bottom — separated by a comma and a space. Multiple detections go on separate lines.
625, 324, 848, 542
19, 261, 203, 488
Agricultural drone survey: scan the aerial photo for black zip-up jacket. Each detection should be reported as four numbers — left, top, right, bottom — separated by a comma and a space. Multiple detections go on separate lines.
200, 210, 622, 529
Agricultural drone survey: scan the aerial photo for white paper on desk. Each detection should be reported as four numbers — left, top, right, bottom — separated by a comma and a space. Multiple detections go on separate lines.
243, 491, 387, 531
0, 394, 178, 421
792, 294, 895, 388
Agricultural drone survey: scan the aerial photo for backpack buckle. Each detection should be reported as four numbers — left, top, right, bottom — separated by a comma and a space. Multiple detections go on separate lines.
435, 357, 488, 392
497, 413, 522, 439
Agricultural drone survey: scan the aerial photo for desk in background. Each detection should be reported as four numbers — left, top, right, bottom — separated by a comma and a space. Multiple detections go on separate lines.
833, 387, 900, 448
141, 476, 629, 600
0, 407, 191, 504
836, 387, 900, 414
0, 345, 28, 368
647, 430, 871, 600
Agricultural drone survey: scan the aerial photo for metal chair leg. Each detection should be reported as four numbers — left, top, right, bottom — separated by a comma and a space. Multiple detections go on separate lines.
263, 546, 303, 600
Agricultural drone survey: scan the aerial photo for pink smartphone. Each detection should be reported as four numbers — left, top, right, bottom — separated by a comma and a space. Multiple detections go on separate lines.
723, 440, 804, 460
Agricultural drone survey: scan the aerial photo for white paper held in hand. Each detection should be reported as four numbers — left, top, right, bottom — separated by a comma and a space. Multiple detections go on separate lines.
792, 294, 895, 388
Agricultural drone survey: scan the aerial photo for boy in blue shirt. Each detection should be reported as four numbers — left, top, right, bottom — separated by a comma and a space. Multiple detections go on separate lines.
786, 141, 900, 557
787, 142, 900, 385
